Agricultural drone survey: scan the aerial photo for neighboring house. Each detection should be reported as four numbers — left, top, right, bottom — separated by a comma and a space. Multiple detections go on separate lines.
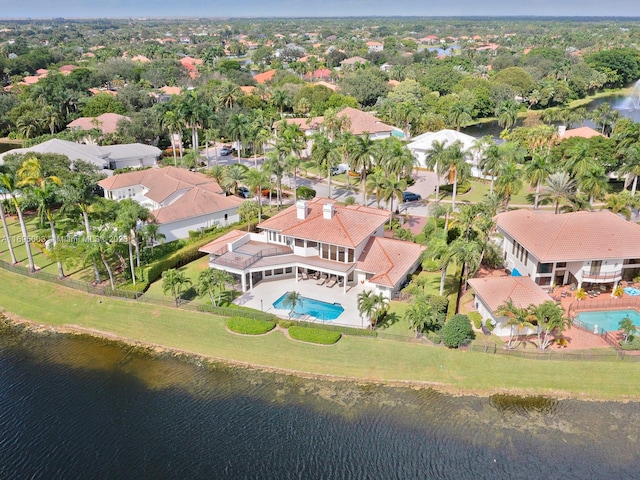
67, 113, 131, 136
253, 69, 277, 84
559, 126, 603, 140
340, 56, 369, 68
98, 166, 243, 242
366, 41, 384, 52
407, 129, 482, 177
468, 276, 552, 336
199, 197, 425, 298
0, 139, 160, 171
496, 210, 640, 290
278, 107, 404, 156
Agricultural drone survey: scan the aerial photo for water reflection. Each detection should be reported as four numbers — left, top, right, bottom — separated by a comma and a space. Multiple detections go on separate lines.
0, 323, 638, 479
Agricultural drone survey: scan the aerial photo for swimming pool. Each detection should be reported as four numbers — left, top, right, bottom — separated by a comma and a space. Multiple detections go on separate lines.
272, 293, 344, 321
576, 309, 640, 332
624, 287, 640, 296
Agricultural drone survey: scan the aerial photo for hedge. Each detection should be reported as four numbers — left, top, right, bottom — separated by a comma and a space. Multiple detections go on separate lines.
288, 326, 342, 345
282, 319, 377, 338
197, 304, 278, 322
440, 180, 471, 195
227, 317, 276, 335
468, 311, 483, 329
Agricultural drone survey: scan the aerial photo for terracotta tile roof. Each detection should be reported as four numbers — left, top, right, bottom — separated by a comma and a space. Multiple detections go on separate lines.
160, 86, 182, 96
240, 86, 257, 95
561, 126, 603, 139
341, 56, 368, 65
468, 276, 553, 312
278, 116, 324, 132
314, 81, 338, 91
496, 210, 640, 262
67, 113, 130, 134
199, 230, 248, 254
151, 186, 242, 224
357, 236, 426, 287
336, 107, 397, 135
257, 197, 389, 248
253, 69, 277, 84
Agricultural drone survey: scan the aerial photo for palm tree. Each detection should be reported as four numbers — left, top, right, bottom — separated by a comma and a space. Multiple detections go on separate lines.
496, 100, 519, 131
439, 140, 470, 211
282, 290, 303, 320
543, 172, 576, 214
494, 159, 523, 210
564, 140, 598, 186
371, 292, 389, 328
531, 301, 571, 350
619, 143, 640, 196
162, 268, 192, 307
311, 134, 340, 198
602, 191, 637, 220
524, 152, 552, 209
425, 140, 451, 201
227, 113, 251, 160
238, 200, 259, 230
404, 296, 440, 337
382, 177, 407, 216
426, 229, 453, 296
589, 102, 619, 136
494, 299, 536, 350
365, 169, 387, 208
578, 164, 609, 208
619, 316, 638, 344
271, 89, 292, 114
161, 109, 184, 166
0, 192, 17, 264
448, 102, 473, 131
197, 268, 232, 306
116, 199, 150, 285
350, 133, 375, 204
178, 90, 209, 155
262, 150, 287, 210
245, 168, 269, 222
140, 222, 165, 249
223, 164, 248, 195
357, 289, 377, 329
0, 173, 36, 273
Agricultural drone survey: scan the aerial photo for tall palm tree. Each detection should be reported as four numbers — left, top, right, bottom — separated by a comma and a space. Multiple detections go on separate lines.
311, 134, 340, 198
578, 164, 609, 208
262, 151, 287, 210
227, 113, 251, 160
494, 159, 523, 210
357, 289, 377, 329
525, 151, 552, 209
282, 290, 303, 320
424, 140, 451, 201
382, 177, 407, 216
543, 172, 576, 214
17, 158, 64, 277
439, 140, 470, 211
116, 199, 150, 285
161, 109, 184, 166
350, 133, 375, 204
162, 268, 192, 307
178, 90, 209, 155
223, 164, 248, 196
495, 100, 519, 131
245, 168, 269, 222
365, 169, 387, 208
602, 191, 637, 220
494, 299, 536, 350
0, 193, 17, 264
425, 230, 453, 296
448, 102, 473, 131
619, 142, 640, 196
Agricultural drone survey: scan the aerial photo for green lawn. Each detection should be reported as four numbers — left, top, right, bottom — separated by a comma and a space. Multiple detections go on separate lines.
2, 268, 637, 399
143, 255, 212, 304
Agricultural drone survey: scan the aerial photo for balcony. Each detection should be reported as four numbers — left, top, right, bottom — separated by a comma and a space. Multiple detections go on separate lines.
580, 270, 622, 283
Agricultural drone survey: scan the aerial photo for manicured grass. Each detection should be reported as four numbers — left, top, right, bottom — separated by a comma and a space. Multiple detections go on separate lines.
1, 269, 639, 399
288, 326, 342, 345
227, 317, 276, 335
143, 255, 211, 303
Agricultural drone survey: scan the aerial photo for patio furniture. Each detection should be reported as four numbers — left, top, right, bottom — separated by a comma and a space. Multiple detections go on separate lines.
316, 274, 327, 285
325, 276, 337, 288
299, 271, 309, 281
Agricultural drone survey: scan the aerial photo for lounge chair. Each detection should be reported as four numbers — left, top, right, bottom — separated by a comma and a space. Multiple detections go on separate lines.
325, 276, 337, 288
299, 271, 309, 280
316, 274, 327, 285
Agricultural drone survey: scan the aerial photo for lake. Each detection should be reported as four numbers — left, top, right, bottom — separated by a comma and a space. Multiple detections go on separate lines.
0, 322, 638, 479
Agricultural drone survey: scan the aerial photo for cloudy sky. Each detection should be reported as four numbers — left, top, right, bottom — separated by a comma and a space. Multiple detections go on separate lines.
1, 0, 639, 18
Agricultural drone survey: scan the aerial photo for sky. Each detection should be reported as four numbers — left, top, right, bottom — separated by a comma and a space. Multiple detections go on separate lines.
1, 0, 640, 19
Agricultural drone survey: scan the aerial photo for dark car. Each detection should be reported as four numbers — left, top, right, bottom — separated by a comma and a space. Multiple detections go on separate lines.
237, 186, 251, 198
402, 191, 422, 202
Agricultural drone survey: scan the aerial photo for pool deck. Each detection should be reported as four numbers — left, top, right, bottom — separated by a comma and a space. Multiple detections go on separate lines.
233, 275, 371, 329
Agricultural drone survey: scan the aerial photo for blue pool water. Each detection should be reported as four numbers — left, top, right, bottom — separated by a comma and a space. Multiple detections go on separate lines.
272, 293, 344, 321
623, 287, 640, 296
576, 309, 640, 332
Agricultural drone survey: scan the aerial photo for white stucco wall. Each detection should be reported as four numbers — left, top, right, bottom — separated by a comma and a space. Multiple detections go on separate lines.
158, 210, 240, 242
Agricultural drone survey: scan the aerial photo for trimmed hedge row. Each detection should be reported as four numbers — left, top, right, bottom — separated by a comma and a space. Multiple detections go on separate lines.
137, 239, 208, 285
197, 304, 278, 322
227, 317, 276, 335
288, 326, 342, 345
278, 319, 377, 338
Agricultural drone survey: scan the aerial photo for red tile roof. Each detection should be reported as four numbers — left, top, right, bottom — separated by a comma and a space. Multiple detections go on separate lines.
561, 126, 603, 139
67, 113, 130, 134
468, 276, 553, 312
496, 210, 640, 262
357, 236, 426, 287
199, 230, 248, 254
258, 197, 389, 248
253, 69, 277, 84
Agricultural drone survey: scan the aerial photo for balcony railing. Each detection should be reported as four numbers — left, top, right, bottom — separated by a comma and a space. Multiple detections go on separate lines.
580, 270, 623, 282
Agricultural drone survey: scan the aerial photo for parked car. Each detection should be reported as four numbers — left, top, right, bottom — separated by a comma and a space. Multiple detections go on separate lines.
330, 164, 349, 175
220, 146, 233, 156
237, 186, 251, 198
402, 191, 422, 202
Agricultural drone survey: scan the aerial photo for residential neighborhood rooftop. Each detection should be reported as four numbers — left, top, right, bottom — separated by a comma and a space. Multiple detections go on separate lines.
468, 276, 553, 312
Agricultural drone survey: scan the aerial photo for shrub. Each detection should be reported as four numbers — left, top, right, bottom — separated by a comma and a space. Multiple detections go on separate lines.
620, 335, 640, 351
288, 326, 342, 344
344, 195, 356, 206
278, 319, 296, 329
441, 314, 475, 348
296, 185, 316, 200
468, 311, 483, 329
485, 321, 495, 332
117, 281, 149, 293
422, 259, 441, 272
440, 180, 471, 195
294, 321, 377, 337
227, 317, 276, 335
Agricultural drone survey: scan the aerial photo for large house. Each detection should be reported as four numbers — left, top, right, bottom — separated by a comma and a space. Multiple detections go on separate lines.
407, 129, 482, 177
67, 113, 131, 136
0, 139, 160, 171
199, 197, 425, 298
98, 166, 243, 242
496, 210, 640, 291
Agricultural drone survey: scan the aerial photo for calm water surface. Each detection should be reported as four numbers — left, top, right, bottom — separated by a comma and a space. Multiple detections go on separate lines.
0, 323, 639, 479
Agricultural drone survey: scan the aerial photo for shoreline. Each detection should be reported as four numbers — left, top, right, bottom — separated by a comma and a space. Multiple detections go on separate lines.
1, 310, 635, 403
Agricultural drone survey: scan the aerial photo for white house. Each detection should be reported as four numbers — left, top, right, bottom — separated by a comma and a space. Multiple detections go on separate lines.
467, 276, 553, 336
496, 210, 640, 291
199, 197, 425, 298
98, 166, 243, 242
407, 129, 483, 177
0, 139, 160, 171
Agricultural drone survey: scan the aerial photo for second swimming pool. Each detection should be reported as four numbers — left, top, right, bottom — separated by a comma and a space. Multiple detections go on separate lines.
272, 293, 345, 321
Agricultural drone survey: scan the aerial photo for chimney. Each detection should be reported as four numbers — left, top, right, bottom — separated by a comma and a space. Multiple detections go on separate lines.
558, 125, 566, 137
296, 200, 308, 220
323, 203, 334, 219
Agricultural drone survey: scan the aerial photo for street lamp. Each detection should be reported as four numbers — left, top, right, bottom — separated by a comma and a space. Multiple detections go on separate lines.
260, 299, 263, 311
